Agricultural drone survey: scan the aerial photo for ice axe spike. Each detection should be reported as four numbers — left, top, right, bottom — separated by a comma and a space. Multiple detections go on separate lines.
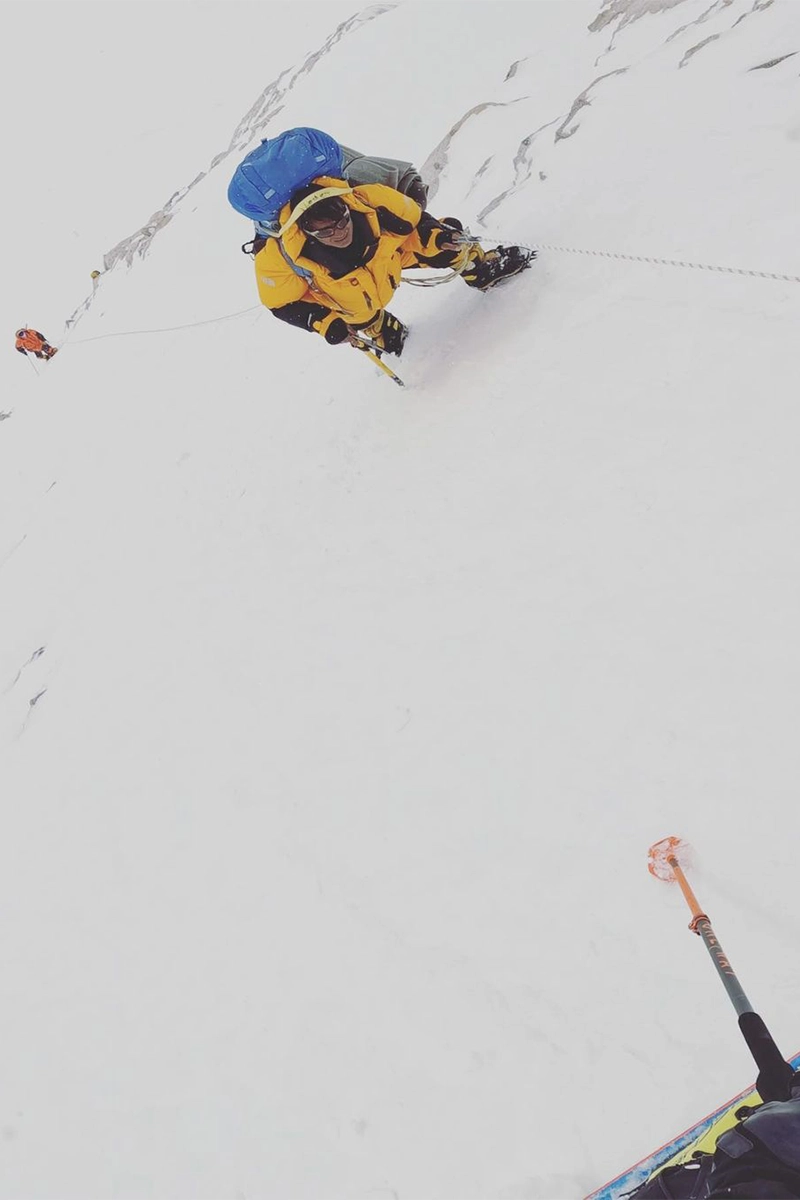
350, 339, 405, 387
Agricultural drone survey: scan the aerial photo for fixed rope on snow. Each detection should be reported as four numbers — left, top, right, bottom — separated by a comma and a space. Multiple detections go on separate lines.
28, 229, 797, 371
494, 240, 800, 286
66, 305, 262, 346
403, 231, 800, 288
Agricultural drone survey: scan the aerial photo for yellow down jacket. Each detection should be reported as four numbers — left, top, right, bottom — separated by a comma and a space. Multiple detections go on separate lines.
254, 176, 427, 333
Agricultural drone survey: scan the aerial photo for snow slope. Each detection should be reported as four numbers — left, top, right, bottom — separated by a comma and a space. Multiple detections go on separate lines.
2, 2, 800, 1197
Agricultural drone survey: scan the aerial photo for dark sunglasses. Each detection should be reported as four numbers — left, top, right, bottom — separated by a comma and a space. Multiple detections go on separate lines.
304, 210, 351, 240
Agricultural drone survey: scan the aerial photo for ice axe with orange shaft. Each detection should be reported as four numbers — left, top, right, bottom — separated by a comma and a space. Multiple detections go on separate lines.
648, 836, 795, 1102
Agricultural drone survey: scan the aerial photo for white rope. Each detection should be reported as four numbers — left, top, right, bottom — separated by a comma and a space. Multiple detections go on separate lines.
402, 269, 462, 287
408, 231, 800, 286
402, 229, 476, 287
68, 305, 261, 345
519, 242, 800, 285
60, 236, 799, 356
403, 236, 800, 288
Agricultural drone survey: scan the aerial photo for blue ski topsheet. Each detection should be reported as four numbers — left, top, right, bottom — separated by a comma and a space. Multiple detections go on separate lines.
587, 1051, 800, 1199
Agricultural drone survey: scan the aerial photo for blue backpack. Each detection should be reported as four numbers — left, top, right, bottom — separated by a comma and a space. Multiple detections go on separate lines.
228, 127, 344, 234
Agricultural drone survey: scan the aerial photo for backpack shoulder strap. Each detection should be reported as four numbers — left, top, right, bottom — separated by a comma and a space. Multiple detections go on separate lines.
276, 239, 314, 284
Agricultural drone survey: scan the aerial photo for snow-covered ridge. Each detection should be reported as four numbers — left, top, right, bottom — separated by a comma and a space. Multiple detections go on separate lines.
66, 5, 396, 328
427, 0, 786, 230
67, 0, 793, 334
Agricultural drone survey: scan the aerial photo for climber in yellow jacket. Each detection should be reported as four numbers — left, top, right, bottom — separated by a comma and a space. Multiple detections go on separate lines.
252, 176, 533, 356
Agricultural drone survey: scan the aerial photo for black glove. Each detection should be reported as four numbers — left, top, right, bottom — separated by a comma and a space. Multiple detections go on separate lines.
324, 318, 350, 345
435, 227, 463, 252
417, 211, 444, 241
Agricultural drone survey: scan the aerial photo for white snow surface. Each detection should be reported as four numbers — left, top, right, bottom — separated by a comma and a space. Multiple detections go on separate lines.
2, 2, 800, 1197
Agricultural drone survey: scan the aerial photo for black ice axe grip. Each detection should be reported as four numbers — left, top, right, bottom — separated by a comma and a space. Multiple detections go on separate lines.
739, 1011, 796, 1103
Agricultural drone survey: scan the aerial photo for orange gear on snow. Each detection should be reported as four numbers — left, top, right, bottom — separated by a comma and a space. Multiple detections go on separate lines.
16, 328, 46, 352
15, 328, 57, 359
647, 835, 689, 881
